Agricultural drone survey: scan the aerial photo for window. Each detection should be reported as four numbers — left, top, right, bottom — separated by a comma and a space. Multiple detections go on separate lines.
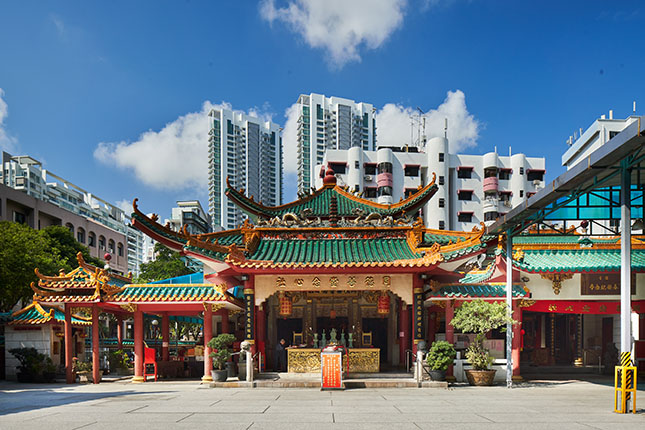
353, 185, 360, 193
499, 169, 511, 180
98, 235, 106, 250
364, 164, 376, 175
439, 176, 444, 185
377, 162, 392, 174
484, 211, 499, 221
457, 167, 473, 179
610, 131, 619, 139
88, 232, 96, 247
438, 198, 445, 208
438, 221, 445, 230
354, 161, 359, 169
108, 239, 115, 254
377, 186, 392, 197
404, 165, 419, 177
364, 188, 377, 198
438, 153, 444, 162
65, 223, 74, 233
117, 243, 124, 257
77, 228, 85, 244
330, 163, 346, 174
484, 168, 497, 178
404, 188, 416, 198
519, 167, 524, 175
519, 190, 524, 198
457, 190, 473, 201
13, 211, 26, 224
527, 170, 544, 181
458, 212, 473, 223
527, 191, 536, 198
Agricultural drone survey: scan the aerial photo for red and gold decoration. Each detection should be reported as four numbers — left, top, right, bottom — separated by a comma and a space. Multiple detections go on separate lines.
377, 291, 390, 315
278, 291, 292, 316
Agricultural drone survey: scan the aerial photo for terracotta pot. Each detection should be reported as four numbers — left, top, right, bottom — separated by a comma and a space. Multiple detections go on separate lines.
465, 369, 496, 386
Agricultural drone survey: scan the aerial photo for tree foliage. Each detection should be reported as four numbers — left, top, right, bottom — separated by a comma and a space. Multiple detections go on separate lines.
450, 300, 515, 370
0, 222, 103, 311
135, 242, 195, 283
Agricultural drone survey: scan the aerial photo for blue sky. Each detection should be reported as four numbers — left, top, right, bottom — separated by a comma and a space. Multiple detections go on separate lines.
1, 1, 644, 219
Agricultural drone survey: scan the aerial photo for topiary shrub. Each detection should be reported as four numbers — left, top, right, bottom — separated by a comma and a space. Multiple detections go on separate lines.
208, 334, 236, 370
426, 340, 457, 371
9, 347, 57, 383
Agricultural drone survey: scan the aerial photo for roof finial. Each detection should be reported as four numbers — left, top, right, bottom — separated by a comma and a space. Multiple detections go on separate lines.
323, 167, 337, 186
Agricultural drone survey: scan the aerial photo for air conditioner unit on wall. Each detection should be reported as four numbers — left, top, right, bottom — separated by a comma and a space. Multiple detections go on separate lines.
364, 175, 373, 181
504, 200, 512, 207
533, 179, 541, 186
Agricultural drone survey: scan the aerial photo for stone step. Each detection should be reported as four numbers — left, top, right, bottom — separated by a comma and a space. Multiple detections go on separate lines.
209, 378, 448, 389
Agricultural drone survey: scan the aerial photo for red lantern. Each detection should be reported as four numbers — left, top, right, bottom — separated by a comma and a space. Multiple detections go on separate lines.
377, 292, 390, 315
330, 308, 337, 319
279, 291, 292, 316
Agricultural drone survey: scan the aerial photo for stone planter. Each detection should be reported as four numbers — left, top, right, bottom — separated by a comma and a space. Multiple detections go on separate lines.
211, 369, 228, 382
237, 361, 257, 381
428, 369, 446, 381
465, 369, 496, 386
226, 361, 236, 378
77, 370, 103, 383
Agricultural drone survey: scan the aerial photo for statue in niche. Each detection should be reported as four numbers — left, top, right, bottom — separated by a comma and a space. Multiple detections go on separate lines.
330, 328, 337, 344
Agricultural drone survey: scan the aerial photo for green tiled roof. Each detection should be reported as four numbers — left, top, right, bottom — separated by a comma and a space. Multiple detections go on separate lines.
248, 238, 422, 264
421, 233, 465, 246
226, 184, 437, 220
513, 249, 645, 273
430, 284, 528, 298
112, 284, 228, 302
132, 212, 188, 245
11, 304, 90, 326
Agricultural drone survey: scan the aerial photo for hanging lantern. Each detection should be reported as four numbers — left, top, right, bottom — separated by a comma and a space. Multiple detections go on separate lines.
330, 308, 337, 319
377, 291, 390, 315
279, 291, 292, 316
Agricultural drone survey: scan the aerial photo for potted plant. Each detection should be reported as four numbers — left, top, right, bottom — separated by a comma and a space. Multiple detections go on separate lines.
425, 340, 456, 381
73, 358, 103, 383
9, 347, 56, 383
208, 333, 236, 382
108, 349, 134, 375
450, 300, 514, 386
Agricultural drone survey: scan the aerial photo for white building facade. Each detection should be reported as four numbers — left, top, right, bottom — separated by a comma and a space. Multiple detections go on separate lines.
208, 108, 282, 230
296, 93, 376, 194
314, 138, 546, 231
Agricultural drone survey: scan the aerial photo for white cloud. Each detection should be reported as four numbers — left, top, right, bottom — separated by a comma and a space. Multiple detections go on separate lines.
94, 102, 276, 192
260, 0, 407, 68
0, 89, 18, 153
282, 102, 300, 174
50, 14, 65, 36
115, 199, 134, 215
376, 90, 480, 152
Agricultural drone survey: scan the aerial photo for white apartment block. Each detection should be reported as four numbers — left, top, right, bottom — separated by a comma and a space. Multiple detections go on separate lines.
296, 93, 376, 194
1, 151, 146, 276
208, 108, 282, 230
314, 138, 546, 231
562, 111, 640, 170
167, 200, 210, 235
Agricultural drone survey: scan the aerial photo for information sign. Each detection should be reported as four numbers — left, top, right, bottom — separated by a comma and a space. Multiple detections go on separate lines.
321, 351, 343, 390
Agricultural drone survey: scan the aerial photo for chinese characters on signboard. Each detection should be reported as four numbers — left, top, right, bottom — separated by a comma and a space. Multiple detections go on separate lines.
581, 274, 636, 295
321, 352, 343, 390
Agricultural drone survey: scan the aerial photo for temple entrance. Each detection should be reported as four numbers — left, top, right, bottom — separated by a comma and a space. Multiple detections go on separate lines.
362, 318, 388, 363
277, 318, 303, 347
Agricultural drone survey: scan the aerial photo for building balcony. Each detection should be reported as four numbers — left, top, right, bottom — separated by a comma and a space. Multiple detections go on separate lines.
483, 176, 499, 193
483, 198, 499, 213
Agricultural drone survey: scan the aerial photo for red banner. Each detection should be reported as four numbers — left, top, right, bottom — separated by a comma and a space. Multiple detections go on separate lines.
522, 300, 645, 314
321, 352, 343, 389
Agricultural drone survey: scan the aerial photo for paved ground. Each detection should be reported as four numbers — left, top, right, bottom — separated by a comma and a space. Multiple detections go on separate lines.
1, 379, 644, 429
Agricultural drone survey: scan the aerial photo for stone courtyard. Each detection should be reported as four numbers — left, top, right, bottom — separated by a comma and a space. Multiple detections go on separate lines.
1, 379, 644, 429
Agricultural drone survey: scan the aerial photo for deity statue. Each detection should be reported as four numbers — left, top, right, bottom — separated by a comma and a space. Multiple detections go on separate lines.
340, 330, 346, 347
321, 330, 326, 348
330, 328, 338, 344
348, 333, 354, 348
313, 333, 319, 348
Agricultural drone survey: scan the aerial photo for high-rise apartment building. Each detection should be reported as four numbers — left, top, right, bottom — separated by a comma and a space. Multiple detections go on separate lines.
208, 108, 282, 230
296, 93, 376, 194
0, 151, 146, 275
167, 200, 210, 235
314, 139, 545, 231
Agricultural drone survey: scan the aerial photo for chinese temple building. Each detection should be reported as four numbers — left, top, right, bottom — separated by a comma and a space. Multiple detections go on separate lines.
5, 168, 644, 384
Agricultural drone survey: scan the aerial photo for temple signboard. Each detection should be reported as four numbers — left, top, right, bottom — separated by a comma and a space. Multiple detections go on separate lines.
321, 351, 343, 390
581, 273, 636, 296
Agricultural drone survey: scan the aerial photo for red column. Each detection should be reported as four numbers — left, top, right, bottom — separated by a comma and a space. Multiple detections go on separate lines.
202, 305, 213, 382
64, 303, 74, 384
445, 301, 455, 377
161, 313, 169, 361
92, 305, 100, 384
133, 309, 144, 383
244, 276, 256, 353
257, 304, 266, 371
116, 314, 123, 349
512, 302, 522, 379
221, 309, 229, 334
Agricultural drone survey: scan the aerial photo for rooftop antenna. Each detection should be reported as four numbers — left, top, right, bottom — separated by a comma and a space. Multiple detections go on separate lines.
444, 117, 448, 138
634, 101, 637, 114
